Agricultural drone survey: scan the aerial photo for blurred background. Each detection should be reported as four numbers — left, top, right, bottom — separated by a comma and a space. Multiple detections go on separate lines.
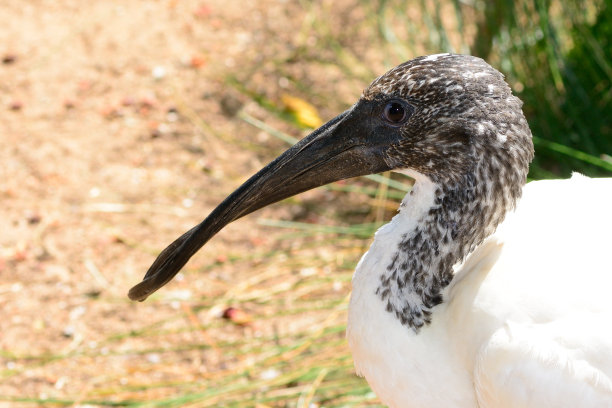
1, 0, 610, 407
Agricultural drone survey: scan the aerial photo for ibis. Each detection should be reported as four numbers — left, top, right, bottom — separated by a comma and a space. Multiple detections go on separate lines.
129, 54, 612, 407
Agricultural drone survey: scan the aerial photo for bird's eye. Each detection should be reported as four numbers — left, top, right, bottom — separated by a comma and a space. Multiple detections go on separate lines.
382, 101, 408, 124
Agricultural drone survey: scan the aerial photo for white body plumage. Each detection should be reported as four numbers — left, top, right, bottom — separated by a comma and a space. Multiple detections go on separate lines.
348, 173, 612, 407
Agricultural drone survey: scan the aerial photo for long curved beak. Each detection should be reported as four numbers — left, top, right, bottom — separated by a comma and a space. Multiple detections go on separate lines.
129, 101, 394, 301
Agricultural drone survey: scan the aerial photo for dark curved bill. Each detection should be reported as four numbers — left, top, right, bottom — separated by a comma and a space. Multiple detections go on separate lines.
128, 101, 394, 301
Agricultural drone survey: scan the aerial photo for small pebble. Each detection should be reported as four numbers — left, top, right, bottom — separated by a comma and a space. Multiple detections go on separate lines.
89, 187, 101, 198
152, 66, 166, 80
278, 77, 289, 88
190, 55, 206, 68
193, 4, 212, 18
63, 99, 76, 110
2, 54, 16, 64
166, 107, 179, 122
182, 198, 193, 208
121, 96, 136, 106
219, 93, 243, 117
166, 289, 191, 300
62, 325, 75, 338
159, 123, 171, 134
300, 267, 316, 277
69, 305, 87, 320
25, 210, 42, 224
146, 353, 161, 364
8, 100, 23, 111
54, 376, 68, 390
260, 368, 280, 380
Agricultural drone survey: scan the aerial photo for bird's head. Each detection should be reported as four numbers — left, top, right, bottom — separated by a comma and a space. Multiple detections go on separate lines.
128, 54, 533, 301
361, 53, 533, 184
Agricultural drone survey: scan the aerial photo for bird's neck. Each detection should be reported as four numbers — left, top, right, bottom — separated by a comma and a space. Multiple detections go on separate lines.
375, 169, 520, 331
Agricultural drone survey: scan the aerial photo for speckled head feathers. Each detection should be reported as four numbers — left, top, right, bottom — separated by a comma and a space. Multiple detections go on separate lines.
364, 53, 509, 101
363, 53, 534, 186
359, 54, 535, 330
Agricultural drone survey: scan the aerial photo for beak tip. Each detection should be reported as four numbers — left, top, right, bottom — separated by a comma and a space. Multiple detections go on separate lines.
127, 279, 154, 302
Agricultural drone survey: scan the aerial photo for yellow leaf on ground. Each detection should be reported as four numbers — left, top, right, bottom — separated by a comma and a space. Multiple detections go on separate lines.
281, 93, 323, 128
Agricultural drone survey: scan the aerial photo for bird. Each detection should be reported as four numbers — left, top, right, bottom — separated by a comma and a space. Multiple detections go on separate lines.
128, 53, 612, 407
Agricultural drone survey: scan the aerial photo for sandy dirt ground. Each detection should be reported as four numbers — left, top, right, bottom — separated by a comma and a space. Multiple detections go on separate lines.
0, 1, 393, 406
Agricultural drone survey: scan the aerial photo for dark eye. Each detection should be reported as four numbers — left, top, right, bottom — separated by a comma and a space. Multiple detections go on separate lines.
382, 101, 408, 124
